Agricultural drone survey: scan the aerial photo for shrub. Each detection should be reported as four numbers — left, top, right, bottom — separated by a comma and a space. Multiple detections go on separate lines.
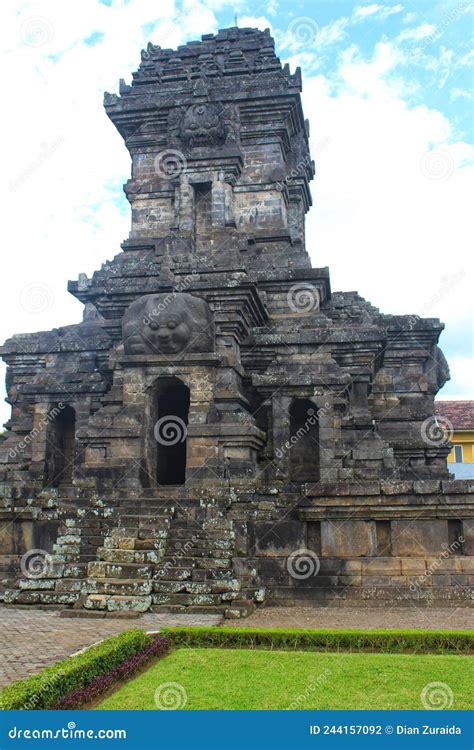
0, 629, 167, 710
56, 635, 168, 709
160, 627, 474, 654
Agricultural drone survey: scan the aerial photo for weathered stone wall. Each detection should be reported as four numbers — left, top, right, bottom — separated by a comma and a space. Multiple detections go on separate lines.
0, 27, 472, 614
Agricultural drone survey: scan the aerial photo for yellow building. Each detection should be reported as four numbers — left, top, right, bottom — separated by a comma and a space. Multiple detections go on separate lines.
435, 400, 474, 479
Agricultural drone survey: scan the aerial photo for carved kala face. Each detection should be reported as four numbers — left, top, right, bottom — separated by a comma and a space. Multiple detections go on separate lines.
122, 293, 214, 357
144, 309, 191, 354
180, 103, 226, 147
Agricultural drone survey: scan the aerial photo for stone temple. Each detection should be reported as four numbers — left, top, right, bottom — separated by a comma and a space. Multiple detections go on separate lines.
0, 27, 472, 616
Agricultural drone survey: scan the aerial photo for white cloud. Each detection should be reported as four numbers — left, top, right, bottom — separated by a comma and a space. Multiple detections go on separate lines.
353, 4, 403, 21
0, 0, 224, 424
459, 50, 474, 66
397, 23, 437, 42
265, 0, 278, 17
235, 15, 272, 32
296, 42, 473, 399
318, 18, 349, 47
450, 87, 473, 101
275, 17, 348, 54
354, 4, 385, 18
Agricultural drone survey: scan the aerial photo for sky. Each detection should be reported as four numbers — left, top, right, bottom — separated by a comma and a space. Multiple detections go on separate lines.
0, 0, 473, 426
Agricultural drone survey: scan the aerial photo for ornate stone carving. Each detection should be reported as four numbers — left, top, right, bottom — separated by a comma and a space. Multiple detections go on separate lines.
430, 344, 451, 390
168, 102, 231, 149
180, 102, 227, 147
122, 292, 214, 355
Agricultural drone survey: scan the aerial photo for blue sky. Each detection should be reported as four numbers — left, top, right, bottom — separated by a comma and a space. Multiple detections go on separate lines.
0, 0, 473, 425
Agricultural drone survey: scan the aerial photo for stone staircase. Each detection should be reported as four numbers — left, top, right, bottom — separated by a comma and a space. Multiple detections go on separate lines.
151, 507, 263, 617
0, 555, 22, 601
3, 491, 266, 617
83, 500, 175, 613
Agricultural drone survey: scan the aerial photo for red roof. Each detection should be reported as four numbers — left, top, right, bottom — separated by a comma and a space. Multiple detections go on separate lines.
435, 401, 474, 430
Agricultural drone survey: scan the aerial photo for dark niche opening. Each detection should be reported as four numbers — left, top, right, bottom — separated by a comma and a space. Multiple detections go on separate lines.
194, 182, 213, 240
45, 405, 76, 487
153, 378, 190, 486
289, 399, 319, 482
448, 519, 464, 555
375, 520, 392, 555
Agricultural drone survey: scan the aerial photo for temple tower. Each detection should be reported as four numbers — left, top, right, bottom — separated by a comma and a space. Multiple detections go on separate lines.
0, 28, 471, 614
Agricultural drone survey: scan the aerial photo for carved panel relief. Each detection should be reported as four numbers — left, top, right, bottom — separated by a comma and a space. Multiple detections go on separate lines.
123, 292, 214, 355
168, 102, 240, 149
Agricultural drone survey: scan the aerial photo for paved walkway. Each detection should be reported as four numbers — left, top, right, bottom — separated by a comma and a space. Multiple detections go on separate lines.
228, 606, 474, 630
0, 608, 221, 687
2, 605, 472, 687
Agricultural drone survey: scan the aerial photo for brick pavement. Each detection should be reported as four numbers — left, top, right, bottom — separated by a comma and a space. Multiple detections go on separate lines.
228, 605, 474, 630
0, 607, 221, 687
2, 605, 471, 688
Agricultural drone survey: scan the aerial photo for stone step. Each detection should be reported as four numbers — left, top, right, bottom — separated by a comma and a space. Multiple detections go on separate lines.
160, 556, 232, 568
152, 592, 224, 606
116, 510, 174, 518
85, 579, 153, 596
106, 527, 169, 538
116, 510, 173, 518
240, 586, 266, 603
166, 548, 233, 560
153, 566, 193, 580
114, 511, 174, 519
103, 537, 166, 551
88, 561, 155, 579
150, 603, 231, 616
160, 556, 195, 566
84, 594, 152, 613
168, 529, 234, 541
197, 568, 236, 581
10, 589, 79, 606
166, 539, 233, 551
152, 578, 240, 595
118, 491, 180, 501
223, 599, 257, 619
97, 548, 163, 564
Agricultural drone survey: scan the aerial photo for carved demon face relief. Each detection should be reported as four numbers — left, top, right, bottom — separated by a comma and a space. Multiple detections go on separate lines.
179, 103, 227, 147
122, 292, 214, 356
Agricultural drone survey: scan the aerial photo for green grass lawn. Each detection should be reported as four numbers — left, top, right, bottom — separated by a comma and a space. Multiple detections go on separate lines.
95, 648, 473, 710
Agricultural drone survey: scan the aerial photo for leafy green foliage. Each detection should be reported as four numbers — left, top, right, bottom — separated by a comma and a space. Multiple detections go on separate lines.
160, 626, 474, 654
0, 629, 151, 710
